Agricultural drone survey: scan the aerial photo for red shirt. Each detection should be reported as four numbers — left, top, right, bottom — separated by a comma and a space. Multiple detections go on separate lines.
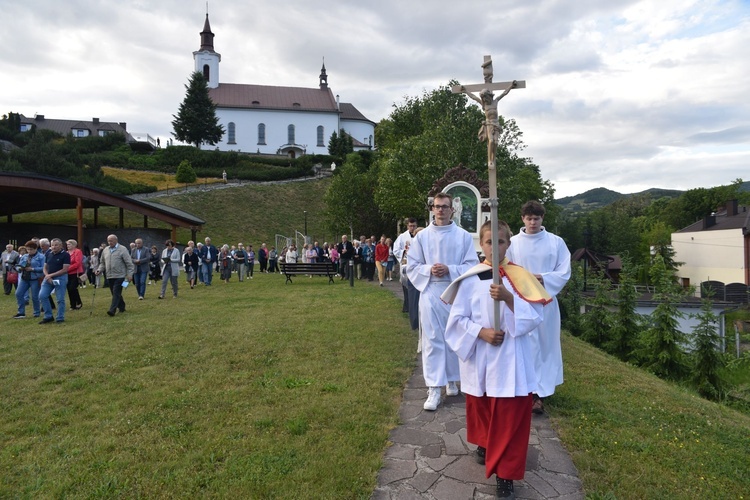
375, 243, 389, 262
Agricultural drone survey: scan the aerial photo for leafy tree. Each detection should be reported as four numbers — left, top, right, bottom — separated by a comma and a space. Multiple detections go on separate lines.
324, 152, 392, 238
608, 257, 643, 361
175, 159, 197, 184
636, 256, 688, 380
0, 112, 22, 142
690, 295, 730, 400
327, 130, 354, 160
372, 81, 554, 224
172, 72, 224, 148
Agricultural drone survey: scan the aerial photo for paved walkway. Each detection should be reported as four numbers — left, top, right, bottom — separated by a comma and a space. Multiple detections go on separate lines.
370, 277, 584, 499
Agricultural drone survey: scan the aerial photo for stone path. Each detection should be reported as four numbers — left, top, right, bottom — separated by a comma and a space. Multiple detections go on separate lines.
370, 277, 584, 499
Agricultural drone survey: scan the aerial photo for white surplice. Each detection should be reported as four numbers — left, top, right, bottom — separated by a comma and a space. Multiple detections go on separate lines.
445, 270, 543, 397
506, 227, 571, 397
406, 222, 479, 387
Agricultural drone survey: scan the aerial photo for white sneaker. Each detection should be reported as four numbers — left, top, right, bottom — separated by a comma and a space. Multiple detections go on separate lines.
446, 381, 459, 396
423, 387, 441, 411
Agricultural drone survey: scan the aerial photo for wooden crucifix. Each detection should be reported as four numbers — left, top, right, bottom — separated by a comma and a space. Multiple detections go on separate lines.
452, 55, 525, 331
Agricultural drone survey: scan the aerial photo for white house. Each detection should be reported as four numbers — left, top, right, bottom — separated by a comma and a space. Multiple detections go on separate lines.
671, 200, 750, 289
193, 14, 375, 157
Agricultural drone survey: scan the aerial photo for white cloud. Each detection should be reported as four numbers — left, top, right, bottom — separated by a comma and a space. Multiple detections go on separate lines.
1, 0, 748, 198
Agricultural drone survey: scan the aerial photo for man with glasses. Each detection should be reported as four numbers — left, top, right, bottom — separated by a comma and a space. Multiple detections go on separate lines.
406, 192, 479, 411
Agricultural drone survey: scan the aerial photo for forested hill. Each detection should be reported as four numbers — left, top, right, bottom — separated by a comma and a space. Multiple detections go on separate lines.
556, 187, 684, 214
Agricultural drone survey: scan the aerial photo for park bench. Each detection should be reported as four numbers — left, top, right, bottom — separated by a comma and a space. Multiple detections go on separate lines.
281, 261, 337, 284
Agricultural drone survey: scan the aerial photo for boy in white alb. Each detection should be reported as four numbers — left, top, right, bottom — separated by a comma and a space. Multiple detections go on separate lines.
506, 200, 571, 413
443, 220, 551, 498
406, 192, 479, 411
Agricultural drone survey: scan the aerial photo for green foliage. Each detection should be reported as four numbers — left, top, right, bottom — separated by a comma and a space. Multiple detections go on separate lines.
607, 256, 643, 361
371, 81, 554, 223
323, 152, 392, 237
172, 72, 225, 148
636, 256, 688, 380
690, 296, 731, 400
580, 272, 614, 348
0, 111, 23, 142
175, 160, 197, 184
559, 262, 585, 336
327, 130, 354, 161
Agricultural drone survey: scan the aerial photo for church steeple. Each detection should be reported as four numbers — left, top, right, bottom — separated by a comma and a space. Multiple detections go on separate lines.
319, 58, 328, 90
199, 13, 215, 53
193, 12, 221, 89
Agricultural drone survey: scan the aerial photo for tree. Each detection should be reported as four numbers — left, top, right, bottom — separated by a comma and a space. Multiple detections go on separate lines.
558, 262, 584, 336
175, 159, 197, 185
690, 295, 730, 400
372, 81, 553, 223
608, 257, 643, 361
636, 256, 688, 380
580, 271, 614, 348
172, 72, 224, 148
327, 129, 354, 160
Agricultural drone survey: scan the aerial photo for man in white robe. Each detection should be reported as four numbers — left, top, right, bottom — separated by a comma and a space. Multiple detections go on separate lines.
406, 193, 479, 411
393, 217, 418, 314
506, 200, 571, 413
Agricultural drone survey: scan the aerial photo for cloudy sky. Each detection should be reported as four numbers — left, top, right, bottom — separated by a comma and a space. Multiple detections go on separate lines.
2, 0, 749, 198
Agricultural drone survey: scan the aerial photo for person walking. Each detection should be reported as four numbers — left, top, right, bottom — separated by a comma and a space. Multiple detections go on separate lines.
131, 238, 150, 300
39, 238, 71, 324
159, 240, 181, 298
96, 234, 134, 317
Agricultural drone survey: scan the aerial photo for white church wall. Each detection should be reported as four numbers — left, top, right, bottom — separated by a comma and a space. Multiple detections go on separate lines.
672, 228, 745, 285
340, 120, 375, 150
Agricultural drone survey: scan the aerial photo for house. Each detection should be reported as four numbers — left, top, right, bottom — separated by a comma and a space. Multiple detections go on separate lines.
193, 14, 375, 157
671, 199, 750, 288
19, 114, 131, 140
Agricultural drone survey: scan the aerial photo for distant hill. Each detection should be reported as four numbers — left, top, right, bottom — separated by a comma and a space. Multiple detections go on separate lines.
556, 187, 684, 214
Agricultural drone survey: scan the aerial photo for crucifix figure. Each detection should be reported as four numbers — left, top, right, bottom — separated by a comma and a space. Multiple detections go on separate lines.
452, 55, 526, 330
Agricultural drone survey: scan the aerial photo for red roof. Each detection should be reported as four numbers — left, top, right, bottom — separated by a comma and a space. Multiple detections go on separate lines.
209, 83, 337, 112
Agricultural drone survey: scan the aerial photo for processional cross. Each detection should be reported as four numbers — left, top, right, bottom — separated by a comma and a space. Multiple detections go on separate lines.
452, 55, 525, 330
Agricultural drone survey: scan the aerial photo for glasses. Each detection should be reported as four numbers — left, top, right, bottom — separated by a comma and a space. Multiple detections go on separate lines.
433, 204, 451, 211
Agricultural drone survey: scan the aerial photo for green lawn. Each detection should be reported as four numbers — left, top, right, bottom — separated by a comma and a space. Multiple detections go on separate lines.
1, 275, 416, 498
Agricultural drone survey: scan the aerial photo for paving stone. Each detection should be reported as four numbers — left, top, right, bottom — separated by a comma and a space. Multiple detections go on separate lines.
384, 444, 415, 460
431, 477, 476, 500
443, 430, 467, 455
402, 388, 426, 401
423, 455, 458, 472
419, 443, 443, 459
536, 469, 584, 496
398, 402, 423, 421
381, 485, 424, 500
409, 471, 440, 492
389, 427, 442, 446
414, 410, 439, 422
539, 439, 579, 476
378, 458, 417, 485
370, 486, 391, 500
444, 419, 465, 434
523, 470, 561, 498
515, 481, 545, 499
442, 456, 495, 485
525, 445, 540, 469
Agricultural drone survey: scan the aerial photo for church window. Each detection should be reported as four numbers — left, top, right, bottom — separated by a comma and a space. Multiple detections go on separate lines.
258, 123, 266, 145
227, 122, 236, 144
317, 126, 324, 147
203, 64, 210, 81
288, 124, 295, 144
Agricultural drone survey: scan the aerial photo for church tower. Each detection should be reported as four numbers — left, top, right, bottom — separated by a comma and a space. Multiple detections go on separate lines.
193, 13, 221, 89
319, 59, 328, 90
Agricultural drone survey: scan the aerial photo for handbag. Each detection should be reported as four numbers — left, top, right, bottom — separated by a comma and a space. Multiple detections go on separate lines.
22, 270, 32, 281
6, 270, 18, 284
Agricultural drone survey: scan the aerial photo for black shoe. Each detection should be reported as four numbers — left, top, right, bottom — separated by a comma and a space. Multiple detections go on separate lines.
496, 477, 515, 499
13, 314, 26, 319
39, 318, 54, 324
119, 309, 126, 313
107, 310, 115, 317
55, 319, 65, 323
475, 446, 486, 465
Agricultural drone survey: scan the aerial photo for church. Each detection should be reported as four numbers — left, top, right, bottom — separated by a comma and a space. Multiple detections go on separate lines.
193, 14, 376, 157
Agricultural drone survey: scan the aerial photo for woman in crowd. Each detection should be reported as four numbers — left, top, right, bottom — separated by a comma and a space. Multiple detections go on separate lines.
268, 246, 278, 273
375, 235, 389, 286
89, 248, 101, 288
329, 243, 339, 276
13, 241, 45, 319
220, 244, 233, 283
234, 243, 247, 282
247, 245, 256, 279
305, 243, 317, 264
385, 237, 396, 281
149, 245, 161, 285
183, 245, 200, 289
66, 239, 84, 310
159, 240, 181, 298
285, 244, 298, 264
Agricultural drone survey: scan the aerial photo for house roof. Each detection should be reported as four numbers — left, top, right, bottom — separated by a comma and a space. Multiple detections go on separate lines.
676, 201, 750, 234
19, 114, 131, 140
209, 84, 374, 124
